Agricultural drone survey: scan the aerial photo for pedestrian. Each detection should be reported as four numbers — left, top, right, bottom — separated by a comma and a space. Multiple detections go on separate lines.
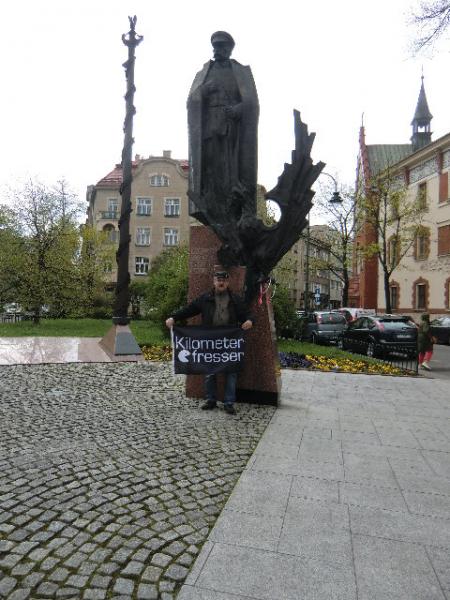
418, 313, 434, 371
165, 270, 254, 414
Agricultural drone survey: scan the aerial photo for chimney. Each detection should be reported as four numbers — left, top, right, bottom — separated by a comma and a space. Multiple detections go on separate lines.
163, 150, 172, 159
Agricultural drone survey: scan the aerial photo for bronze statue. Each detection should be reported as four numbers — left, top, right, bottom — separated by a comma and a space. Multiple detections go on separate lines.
187, 33, 324, 301
187, 31, 259, 226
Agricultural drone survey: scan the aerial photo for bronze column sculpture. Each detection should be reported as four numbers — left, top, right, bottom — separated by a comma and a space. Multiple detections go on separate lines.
100, 16, 143, 360
114, 16, 143, 324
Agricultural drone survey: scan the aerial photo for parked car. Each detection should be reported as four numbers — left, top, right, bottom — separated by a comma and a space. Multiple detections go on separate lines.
332, 307, 375, 323
298, 311, 347, 344
430, 316, 450, 345
338, 314, 418, 358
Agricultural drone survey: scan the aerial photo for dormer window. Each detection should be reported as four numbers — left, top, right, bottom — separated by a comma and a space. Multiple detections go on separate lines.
150, 174, 169, 187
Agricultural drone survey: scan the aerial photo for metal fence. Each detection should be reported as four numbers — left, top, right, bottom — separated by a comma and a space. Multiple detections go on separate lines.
0, 313, 26, 323
341, 339, 419, 375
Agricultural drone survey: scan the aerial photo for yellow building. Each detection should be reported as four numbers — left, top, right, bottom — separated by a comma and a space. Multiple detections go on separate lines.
86, 151, 190, 284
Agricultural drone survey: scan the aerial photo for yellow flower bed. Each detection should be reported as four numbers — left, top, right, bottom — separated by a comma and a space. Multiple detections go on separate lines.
141, 345, 409, 377
305, 354, 404, 376
141, 345, 172, 362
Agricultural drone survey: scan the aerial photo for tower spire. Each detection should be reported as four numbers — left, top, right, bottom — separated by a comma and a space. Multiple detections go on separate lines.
411, 73, 433, 151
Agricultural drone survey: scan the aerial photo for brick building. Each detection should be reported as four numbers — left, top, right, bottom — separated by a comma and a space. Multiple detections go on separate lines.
349, 77, 450, 316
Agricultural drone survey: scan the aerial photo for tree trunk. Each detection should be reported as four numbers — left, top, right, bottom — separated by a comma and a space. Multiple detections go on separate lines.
384, 269, 391, 314
342, 265, 349, 306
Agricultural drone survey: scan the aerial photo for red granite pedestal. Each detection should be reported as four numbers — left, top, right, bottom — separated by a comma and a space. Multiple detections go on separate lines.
185, 225, 281, 406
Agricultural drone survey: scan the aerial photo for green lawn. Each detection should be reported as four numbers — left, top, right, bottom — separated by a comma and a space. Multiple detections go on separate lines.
0, 318, 167, 347
277, 337, 372, 361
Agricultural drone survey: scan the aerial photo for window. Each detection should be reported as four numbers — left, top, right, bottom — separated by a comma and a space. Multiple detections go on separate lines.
417, 181, 427, 209
108, 198, 118, 213
103, 224, 118, 243
164, 198, 180, 217
136, 197, 152, 215
164, 227, 179, 246
150, 174, 169, 187
135, 257, 149, 275
417, 235, 427, 260
388, 236, 399, 268
136, 227, 151, 246
416, 283, 427, 310
390, 286, 398, 310
438, 224, 450, 256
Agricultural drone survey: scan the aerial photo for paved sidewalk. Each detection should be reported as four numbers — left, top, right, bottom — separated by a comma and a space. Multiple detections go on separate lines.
0, 337, 111, 365
179, 369, 450, 600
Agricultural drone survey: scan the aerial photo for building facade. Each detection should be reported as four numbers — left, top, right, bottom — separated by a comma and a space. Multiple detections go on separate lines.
86, 151, 190, 284
280, 225, 343, 310
350, 78, 450, 317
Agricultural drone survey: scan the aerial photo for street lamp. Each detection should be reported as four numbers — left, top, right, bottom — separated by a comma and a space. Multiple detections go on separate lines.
304, 172, 343, 311
320, 171, 343, 204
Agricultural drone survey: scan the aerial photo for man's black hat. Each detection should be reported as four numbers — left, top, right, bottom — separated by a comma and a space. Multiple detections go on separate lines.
211, 31, 235, 48
214, 270, 229, 279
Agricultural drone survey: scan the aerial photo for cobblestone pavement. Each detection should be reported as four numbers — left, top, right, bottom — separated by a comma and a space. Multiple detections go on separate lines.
0, 362, 275, 599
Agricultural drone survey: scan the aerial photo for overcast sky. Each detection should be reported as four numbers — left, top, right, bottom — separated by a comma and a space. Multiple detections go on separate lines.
1, 0, 449, 217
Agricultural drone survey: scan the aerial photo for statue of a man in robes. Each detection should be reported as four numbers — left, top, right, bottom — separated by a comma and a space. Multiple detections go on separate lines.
187, 31, 260, 228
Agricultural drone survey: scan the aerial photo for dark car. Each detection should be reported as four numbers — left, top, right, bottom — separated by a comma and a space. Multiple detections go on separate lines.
298, 311, 347, 344
338, 314, 418, 358
430, 316, 450, 345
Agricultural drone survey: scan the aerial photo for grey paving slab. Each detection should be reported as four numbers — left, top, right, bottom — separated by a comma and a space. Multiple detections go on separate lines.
343, 453, 399, 487
349, 505, 450, 548
224, 470, 292, 516
353, 534, 445, 599
427, 546, 450, 591
208, 508, 283, 551
403, 490, 450, 518
178, 586, 255, 600
339, 481, 408, 511
195, 542, 357, 600
290, 475, 339, 503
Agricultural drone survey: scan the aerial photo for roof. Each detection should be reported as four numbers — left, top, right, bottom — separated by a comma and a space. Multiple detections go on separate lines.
411, 78, 433, 125
95, 157, 189, 189
95, 163, 138, 189
366, 144, 413, 176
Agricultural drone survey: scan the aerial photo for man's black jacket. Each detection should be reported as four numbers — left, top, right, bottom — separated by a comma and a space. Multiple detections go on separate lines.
170, 290, 254, 327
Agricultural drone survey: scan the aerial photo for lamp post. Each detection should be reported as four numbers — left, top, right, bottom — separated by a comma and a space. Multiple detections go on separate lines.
304, 172, 343, 311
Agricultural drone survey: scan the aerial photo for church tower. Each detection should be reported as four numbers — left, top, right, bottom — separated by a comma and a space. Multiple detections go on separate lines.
411, 75, 433, 152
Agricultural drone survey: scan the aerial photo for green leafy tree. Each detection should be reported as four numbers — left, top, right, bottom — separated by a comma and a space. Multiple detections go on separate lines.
5, 179, 83, 322
271, 284, 298, 337
77, 225, 116, 317
358, 168, 426, 313
0, 205, 25, 307
142, 245, 189, 330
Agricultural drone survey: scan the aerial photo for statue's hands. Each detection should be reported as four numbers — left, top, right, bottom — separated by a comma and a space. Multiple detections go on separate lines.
224, 104, 242, 120
241, 320, 253, 331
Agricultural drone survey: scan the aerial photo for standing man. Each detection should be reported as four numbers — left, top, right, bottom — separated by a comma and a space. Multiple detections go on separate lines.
165, 270, 253, 414
187, 31, 259, 225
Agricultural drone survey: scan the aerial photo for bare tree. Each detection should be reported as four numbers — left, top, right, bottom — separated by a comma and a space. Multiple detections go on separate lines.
410, 0, 450, 52
311, 184, 357, 307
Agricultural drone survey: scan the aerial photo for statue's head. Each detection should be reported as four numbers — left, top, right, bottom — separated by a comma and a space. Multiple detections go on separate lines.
211, 31, 235, 61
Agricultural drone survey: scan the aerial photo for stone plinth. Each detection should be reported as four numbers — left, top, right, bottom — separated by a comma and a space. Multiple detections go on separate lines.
185, 225, 280, 406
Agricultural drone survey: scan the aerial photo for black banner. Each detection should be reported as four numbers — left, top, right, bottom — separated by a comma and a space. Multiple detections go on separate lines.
172, 325, 246, 375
